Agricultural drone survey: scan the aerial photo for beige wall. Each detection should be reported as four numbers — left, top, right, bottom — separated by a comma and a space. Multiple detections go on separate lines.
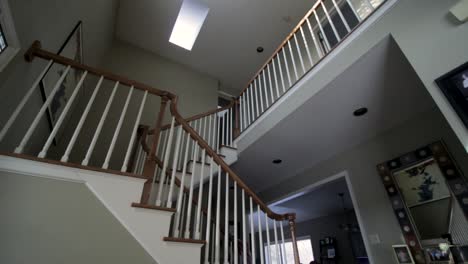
260, 107, 468, 264
0, 0, 118, 155
0, 172, 157, 264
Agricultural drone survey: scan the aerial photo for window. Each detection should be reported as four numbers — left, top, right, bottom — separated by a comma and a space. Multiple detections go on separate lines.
265, 237, 315, 264
0, 0, 20, 72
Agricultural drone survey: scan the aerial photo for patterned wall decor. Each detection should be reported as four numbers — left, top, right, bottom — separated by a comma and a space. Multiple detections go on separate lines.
376, 141, 468, 264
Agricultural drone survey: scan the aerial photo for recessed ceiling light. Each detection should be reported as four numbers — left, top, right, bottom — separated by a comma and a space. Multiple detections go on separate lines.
353, 107, 368, 117
169, 0, 209, 51
257, 46, 264, 53
272, 159, 282, 164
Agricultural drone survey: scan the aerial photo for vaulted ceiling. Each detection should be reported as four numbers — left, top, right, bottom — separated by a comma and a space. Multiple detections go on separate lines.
116, 0, 315, 94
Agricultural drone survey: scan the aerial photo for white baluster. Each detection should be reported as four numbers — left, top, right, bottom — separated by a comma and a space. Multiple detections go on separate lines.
234, 182, 238, 264
82, 81, 119, 166
242, 190, 247, 264
221, 113, 225, 147
249, 197, 256, 264
0, 60, 53, 142
61, 76, 104, 162
280, 220, 288, 264
214, 115, 220, 152
272, 57, 281, 98
224, 173, 229, 264
239, 95, 244, 132
257, 78, 265, 113
121, 91, 148, 172
229, 107, 233, 147
253, 83, 260, 118
179, 193, 187, 237
345, 0, 362, 22
132, 144, 142, 174
204, 158, 215, 264
313, 10, 332, 51
276, 54, 287, 93
273, 220, 281, 263
215, 166, 222, 262
38, 71, 88, 158
194, 148, 206, 239
102, 86, 134, 169
158, 129, 168, 159
321, 1, 341, 43
282, 48, 293, 87
262, 70, 270, 108
184, 127, 200, 238
15, 65, 71, 154
257, 206, 265, 264
331, 0, 351, 32
287, 41, 299, 80
245, 90, 251, 127
267, 64, 275, 103
300, 26, 314, 67
155, 117, 175, 206
174, 133, 191, 236
166, 126, 183, 208
293, 34, 306, 74
265, 214, 272, 263
305, 18, 324, 58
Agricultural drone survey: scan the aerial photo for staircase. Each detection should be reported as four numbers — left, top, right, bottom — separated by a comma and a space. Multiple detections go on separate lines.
0, 0, 389, 262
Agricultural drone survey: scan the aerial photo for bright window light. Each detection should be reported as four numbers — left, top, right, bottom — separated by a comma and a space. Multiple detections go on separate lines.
169, 0, 209, 51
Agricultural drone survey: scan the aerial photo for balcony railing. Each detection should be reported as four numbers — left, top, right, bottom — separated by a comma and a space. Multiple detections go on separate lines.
237, 0, 387, 133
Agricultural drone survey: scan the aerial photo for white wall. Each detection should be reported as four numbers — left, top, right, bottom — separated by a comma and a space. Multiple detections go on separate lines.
0, 0, 118, 155
0, 171, 157, 264
259, 107, 468, 264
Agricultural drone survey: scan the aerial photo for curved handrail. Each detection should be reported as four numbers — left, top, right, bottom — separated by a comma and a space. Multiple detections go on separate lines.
25, 40, 293, 222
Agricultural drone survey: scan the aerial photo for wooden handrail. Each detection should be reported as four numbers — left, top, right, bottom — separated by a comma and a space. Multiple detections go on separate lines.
153, 100, 236, 133
238, 0, 323, 96
25, 40, 293, 222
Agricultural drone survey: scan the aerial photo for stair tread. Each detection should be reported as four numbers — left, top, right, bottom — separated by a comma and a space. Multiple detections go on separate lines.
163, 237, 206, 244
220, 144, 237, 150
131, 202, 176, 212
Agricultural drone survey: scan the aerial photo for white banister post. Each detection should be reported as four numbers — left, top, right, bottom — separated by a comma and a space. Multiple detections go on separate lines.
61, 76, 104, 162
272, 58, 281, 98
82, 81, 119, 166
174, 132, 191, 236
276, 54, 287, 93
300, 26, 314, 67
239, 95, 244, 132
345, 0, 362, 22
184, 123, 201, 238
305, 18, 324, 58
121, 91, 148, 172
282, 48, 293, 87
242, 189, 247, 264
215, 165, 222, 262
262, 70, 270, 108
257, 205, 265, 264
265, 214, 272, 263
233, 182, 238, 264
38, 71, 88, 158
166, 126, 183, 208
252, 83, 259, 118
313, 10, 332, 51
249, 197, 256, 264
280, 220, 288, 264
267, 64, 275, 103
194, 148, 206, 239
321, 1, 341, 43
224, 173, 229, 264
293, 34, 306, 74
204, 159, 215, 264
287, 41, 299, 81
103, 86, 134, 169
155, 117, 176, 206
0, 60, 53, 143
331, 0, 351, 32
273, 220, 281, 263
15, 65, 71, 154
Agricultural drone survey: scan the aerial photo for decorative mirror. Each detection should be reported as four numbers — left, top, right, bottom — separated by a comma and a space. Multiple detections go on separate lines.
377, 141, 468, 264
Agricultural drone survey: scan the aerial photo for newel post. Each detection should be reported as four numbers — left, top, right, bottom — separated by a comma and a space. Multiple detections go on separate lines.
140, 96, 169, 204
288, 214, 301, 264
234, 99, 240, 139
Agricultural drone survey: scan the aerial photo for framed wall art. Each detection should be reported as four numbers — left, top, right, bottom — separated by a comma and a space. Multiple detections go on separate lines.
39, 21, 83, 145
436, 61, 468, 130
377, 141, 468, 264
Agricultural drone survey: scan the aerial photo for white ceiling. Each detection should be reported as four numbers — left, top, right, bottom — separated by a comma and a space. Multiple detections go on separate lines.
116, 0, 315, 93
232, 37, 436, 194
269, 177, 353, 223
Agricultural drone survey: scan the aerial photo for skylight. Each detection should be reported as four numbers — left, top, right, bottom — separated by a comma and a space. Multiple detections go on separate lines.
169, 0, 209, 51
